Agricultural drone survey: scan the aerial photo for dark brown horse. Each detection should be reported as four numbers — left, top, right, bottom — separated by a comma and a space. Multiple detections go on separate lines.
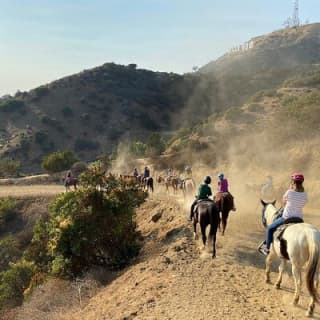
157, 176, 179, 193
142, 176, 154, 193
214, 192, 234, 236
192, 200, 220, 258
64, 177, 79, 191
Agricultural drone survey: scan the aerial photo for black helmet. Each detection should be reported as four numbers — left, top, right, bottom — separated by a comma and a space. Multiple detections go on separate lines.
204, 176, 211, 184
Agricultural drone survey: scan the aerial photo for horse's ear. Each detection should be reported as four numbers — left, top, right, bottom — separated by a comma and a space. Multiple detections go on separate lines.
260, 199, 267, 206
272, 200, 276, 206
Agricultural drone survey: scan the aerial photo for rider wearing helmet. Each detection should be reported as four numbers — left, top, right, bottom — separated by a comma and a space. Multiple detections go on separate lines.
133, 168, 139, 177
217, 173, 236, 211
189, 176, 213, 221
259, 172, 308, 256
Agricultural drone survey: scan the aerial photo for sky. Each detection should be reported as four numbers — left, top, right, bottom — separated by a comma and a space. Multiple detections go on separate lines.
0, 0, 319, 95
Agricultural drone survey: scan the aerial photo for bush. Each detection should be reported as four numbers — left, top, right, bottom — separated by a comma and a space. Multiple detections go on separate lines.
146, 133, 165, 156
74, 139, 99, 151
0, 99, 25, 113
129, 141, 147, 157
0, 261, 35, 309
0, 237, 21, 272
0, 199, 16, 228
61, 106, 74, 117
0, 159, 21, 177
26, 163, 147, 277
42, 151, 78, 173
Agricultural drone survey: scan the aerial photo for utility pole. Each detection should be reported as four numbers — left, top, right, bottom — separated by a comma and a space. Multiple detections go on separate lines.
292, 0, 300, 27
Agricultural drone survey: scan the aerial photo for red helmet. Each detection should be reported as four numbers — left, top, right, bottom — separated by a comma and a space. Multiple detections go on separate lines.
291, 172, 304, 182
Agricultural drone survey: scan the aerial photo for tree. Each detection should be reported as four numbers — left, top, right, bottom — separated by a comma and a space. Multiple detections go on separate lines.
146, 133, 165, 156
42, 151, 78, 174
0, 159, 21, 177
26, 162, 147, 277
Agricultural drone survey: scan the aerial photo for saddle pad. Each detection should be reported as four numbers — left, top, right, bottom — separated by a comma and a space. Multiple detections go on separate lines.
194, 200, 213, 213
274, 220, 303, 260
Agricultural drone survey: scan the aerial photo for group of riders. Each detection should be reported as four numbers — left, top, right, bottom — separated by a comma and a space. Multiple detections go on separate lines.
132, 167, 308, 258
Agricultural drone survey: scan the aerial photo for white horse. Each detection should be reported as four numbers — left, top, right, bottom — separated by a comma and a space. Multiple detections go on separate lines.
261, 200, 320, 317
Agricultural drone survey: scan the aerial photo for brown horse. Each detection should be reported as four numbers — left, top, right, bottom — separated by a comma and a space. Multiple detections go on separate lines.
157, 176, 179, 193
119, 174, 139, 184
193, 200, 220, 258
214, 192, 234, 236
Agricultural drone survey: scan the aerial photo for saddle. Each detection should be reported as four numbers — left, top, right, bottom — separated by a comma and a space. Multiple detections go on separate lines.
193, 199, 213, 213
274, 217, 304, 260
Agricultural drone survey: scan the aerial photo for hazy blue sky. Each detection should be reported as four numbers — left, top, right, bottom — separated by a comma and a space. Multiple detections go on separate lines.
0, 0, 319, 95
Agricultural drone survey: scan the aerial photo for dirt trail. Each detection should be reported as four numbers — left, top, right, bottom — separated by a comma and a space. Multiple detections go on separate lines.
60, 191, 320, 320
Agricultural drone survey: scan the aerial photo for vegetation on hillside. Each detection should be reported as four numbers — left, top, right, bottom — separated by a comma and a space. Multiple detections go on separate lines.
0, 163, 147, 311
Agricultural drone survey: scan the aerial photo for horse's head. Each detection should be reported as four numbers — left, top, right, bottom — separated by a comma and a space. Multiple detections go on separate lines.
260, 199, 277, 228
157, 176, 163, 183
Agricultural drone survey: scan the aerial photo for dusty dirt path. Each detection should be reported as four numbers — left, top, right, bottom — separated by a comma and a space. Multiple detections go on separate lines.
59, 192, 320, 320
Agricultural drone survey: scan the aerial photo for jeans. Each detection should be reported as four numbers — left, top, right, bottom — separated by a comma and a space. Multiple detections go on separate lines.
266, 217, 285, 249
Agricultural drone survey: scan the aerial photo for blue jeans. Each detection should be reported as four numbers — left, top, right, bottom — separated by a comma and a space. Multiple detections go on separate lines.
266, 217, 285, 249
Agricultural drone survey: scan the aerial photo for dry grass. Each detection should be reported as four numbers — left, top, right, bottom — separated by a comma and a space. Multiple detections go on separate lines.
0, 185, 65, 199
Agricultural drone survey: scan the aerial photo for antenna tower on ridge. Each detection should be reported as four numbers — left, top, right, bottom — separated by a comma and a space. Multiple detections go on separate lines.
292, 0, 300, 27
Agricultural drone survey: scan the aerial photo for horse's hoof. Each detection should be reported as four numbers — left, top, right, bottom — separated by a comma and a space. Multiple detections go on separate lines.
293, 297, 299, 306
275, 283, 281, 290
212, 254, 216, 259
265, 278, 271, 284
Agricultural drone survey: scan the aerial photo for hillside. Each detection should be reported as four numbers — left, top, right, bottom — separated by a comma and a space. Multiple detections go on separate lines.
2, 24, 320, 174
200, 23, 320, 106
0, 64, 219, 172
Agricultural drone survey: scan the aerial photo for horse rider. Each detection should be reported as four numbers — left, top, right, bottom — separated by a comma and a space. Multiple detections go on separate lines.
167, 167, 173, 181
133, 168, 139, 178
143, 166, 150, 180
259, 172, 308, 256
184, 166, 192, 179
217, 173, 236, 211
189, 176, 213, 221
65, 171, 72, 184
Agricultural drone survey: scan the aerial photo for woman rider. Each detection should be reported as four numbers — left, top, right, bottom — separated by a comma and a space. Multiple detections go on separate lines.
260, 172, 308, 256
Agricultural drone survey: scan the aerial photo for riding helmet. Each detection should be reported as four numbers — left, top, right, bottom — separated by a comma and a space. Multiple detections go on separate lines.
217, 173, 224, 179
291, 172, 304, 182
204, 176, 211, 184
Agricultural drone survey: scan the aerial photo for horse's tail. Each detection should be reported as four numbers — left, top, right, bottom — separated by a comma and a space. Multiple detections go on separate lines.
306, 230, 320, 304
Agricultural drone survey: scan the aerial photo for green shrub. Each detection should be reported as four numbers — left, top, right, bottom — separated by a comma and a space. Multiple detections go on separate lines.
26, 163, 147, 277
146, 133, 165, 156
74, 139, 99, 151
42, 151, 78, 173
0, 261, 35, 309
0, 236, 21, 271
0, 99, 25, 113
129, 141, 147, 157
0, 159, 21, 177
0, 199, 16, 228
61, 106, 74, 117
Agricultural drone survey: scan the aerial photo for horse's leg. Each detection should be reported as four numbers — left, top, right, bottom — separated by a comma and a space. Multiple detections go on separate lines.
275, 258, 286, 289
193, 220, 198, 240
265, 251, 273, 284
292, 264, 302, 305
209, 220, 218, 258
200, 222, 207, 250
221, 210, 229, 236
